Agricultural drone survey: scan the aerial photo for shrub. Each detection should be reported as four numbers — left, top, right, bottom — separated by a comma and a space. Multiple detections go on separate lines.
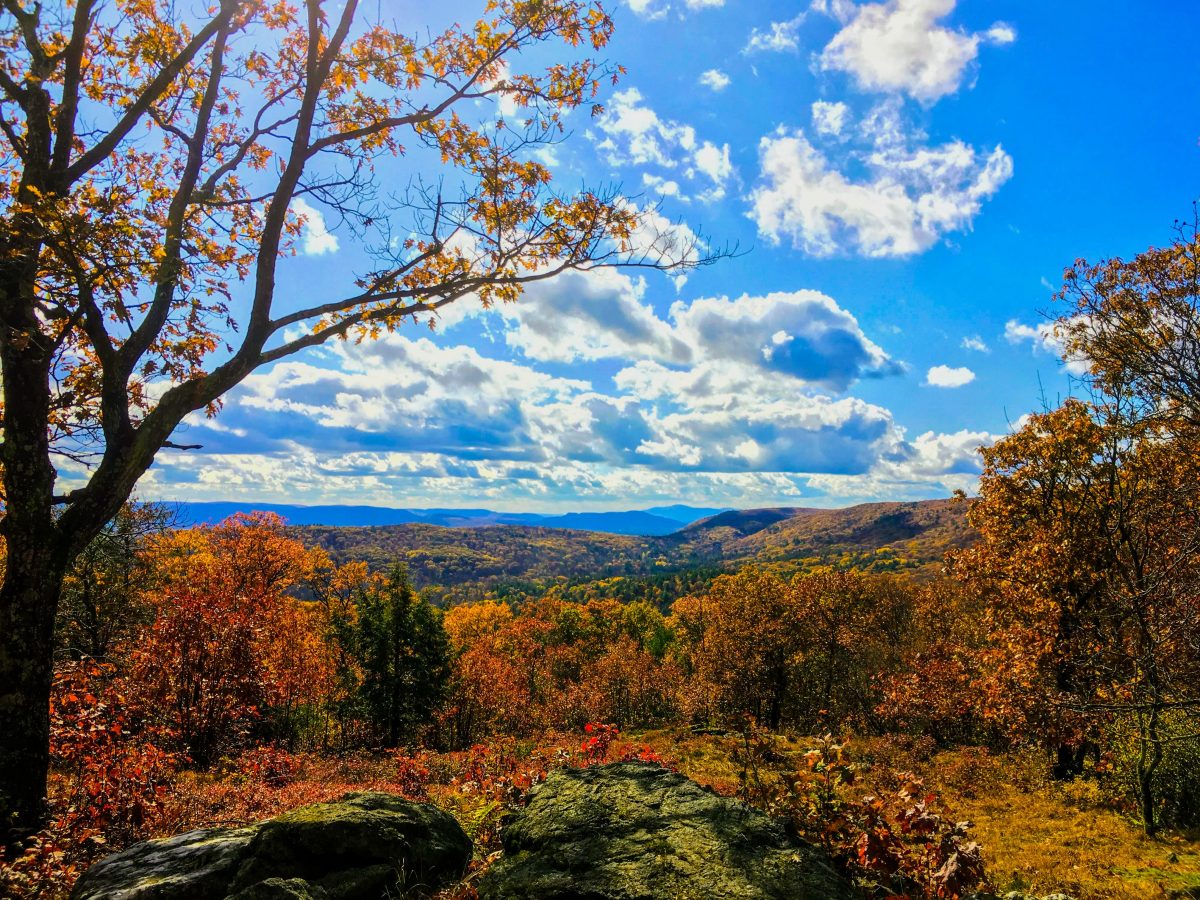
734, 728, 988, 900
1105, 710, 1200, 828
0, 660, 180, 898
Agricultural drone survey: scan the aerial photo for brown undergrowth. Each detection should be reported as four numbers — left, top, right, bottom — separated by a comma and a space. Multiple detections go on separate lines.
9, 727, 1199, 900
624, 729, 1200, 900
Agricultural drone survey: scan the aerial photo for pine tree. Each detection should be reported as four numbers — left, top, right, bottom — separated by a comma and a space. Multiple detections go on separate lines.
334, 567, 450, 748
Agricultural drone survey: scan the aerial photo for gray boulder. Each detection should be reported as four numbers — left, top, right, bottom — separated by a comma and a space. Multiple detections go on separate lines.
478, 761, 855, 900
70, 792, 471, 900
68, 826, 257, 900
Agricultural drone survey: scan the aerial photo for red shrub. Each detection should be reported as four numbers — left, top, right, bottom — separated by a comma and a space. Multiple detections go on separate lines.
1, 660, 181, 898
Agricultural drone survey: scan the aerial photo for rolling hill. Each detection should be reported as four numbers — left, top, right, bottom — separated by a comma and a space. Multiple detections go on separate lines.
296, 522, 648, 590
294, 498, 974, 602
173, 501, 727, 536
667, 498, 974, 574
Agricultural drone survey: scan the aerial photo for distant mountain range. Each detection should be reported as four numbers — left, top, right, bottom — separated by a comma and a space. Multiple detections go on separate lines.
171, 501, 730, 536
287, 498, 975, 599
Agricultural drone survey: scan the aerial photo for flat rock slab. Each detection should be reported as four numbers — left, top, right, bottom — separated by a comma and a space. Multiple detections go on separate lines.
70, 792, 471, 900
478, 761, 855, 900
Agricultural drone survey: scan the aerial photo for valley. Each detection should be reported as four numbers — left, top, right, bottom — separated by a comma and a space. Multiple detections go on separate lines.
291, 498, 974, 604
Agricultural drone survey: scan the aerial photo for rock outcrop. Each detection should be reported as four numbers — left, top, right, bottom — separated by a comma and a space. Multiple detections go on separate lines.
73, 765, 864, 900
477, 761, 855, 900
69, 792, 471, 900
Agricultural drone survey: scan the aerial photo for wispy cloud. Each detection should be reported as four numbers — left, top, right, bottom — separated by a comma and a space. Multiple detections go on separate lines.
961, 335, 989, 353
745, 13, 806, 53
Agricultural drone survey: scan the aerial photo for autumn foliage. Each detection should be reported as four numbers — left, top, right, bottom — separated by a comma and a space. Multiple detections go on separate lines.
3, 470, 1197, 898
0, 510, 974, 897
130, 514, 341, 763
12, 221, 1200, 889
0, 660, 179, 896
0, 0, 714, 841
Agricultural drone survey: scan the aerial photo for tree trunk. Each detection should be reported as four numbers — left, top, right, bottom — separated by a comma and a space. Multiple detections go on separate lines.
1052, 742, 1085, 780
1137, 704, 1164, 836
0, 260, 72, 842
767, 665, 785, 731
0, 295, 165, 839
0, 543, 70, 844
821, 630, 838, 723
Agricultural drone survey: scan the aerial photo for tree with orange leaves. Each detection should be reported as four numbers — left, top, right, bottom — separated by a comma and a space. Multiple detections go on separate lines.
674, 568, 911, 732
133, 513, 340, 762
0, 0, 715, 834
954, 393, 1200, 833
1055, 217, 1200, 429
681, 568, 805, 730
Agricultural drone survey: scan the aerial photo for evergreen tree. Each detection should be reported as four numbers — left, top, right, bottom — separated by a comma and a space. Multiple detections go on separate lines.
334, 566, 450, 747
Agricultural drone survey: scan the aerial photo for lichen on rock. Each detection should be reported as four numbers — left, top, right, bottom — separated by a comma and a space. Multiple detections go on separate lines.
477, 761, 856, 900
69, 792, 471, 900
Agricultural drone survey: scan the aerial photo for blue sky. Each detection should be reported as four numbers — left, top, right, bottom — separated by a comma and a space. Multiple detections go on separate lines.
135, 0, 1200, 512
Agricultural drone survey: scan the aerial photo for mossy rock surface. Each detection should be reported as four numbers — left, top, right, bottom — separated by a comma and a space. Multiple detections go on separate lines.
69, 792, 470, 900
227, 878, 330, 900
228, 791, 471, 897
478, 761, 855, 900
68, 826, 257, 900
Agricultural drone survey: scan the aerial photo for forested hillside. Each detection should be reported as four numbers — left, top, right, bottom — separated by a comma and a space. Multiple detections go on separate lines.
294, 498, 972, 605
294, 524, 650, 601
666, 498, 973, 574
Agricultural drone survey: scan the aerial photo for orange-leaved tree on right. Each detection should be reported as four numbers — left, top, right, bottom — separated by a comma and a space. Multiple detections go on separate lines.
951, 219, 1200, 834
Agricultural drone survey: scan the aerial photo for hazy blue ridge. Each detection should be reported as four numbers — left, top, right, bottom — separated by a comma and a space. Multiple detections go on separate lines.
168, 502, 731, 536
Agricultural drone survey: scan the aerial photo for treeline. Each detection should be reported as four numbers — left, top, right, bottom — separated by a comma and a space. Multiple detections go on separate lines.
444, 566, 728, 610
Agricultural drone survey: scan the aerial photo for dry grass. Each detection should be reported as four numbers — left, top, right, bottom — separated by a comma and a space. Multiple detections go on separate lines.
632, 730, 1200, 899
636, 725, 825, 794
926, 748, 1200, 900
958, 785, 1200, 899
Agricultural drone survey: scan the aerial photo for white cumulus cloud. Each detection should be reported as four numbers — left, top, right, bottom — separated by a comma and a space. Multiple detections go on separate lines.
812, 101, 850, 137
483, 274, 900, 394
290, 198, 338, 256
1005, 318, 1091, 375
818, 0, 1017, 103
699, 69, 731, 91
595, 87, 696, 168
924, 364, 976, 388
594, 88, 735, 202
1004, 319, 1054, 350
749, 107, 1013, 257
